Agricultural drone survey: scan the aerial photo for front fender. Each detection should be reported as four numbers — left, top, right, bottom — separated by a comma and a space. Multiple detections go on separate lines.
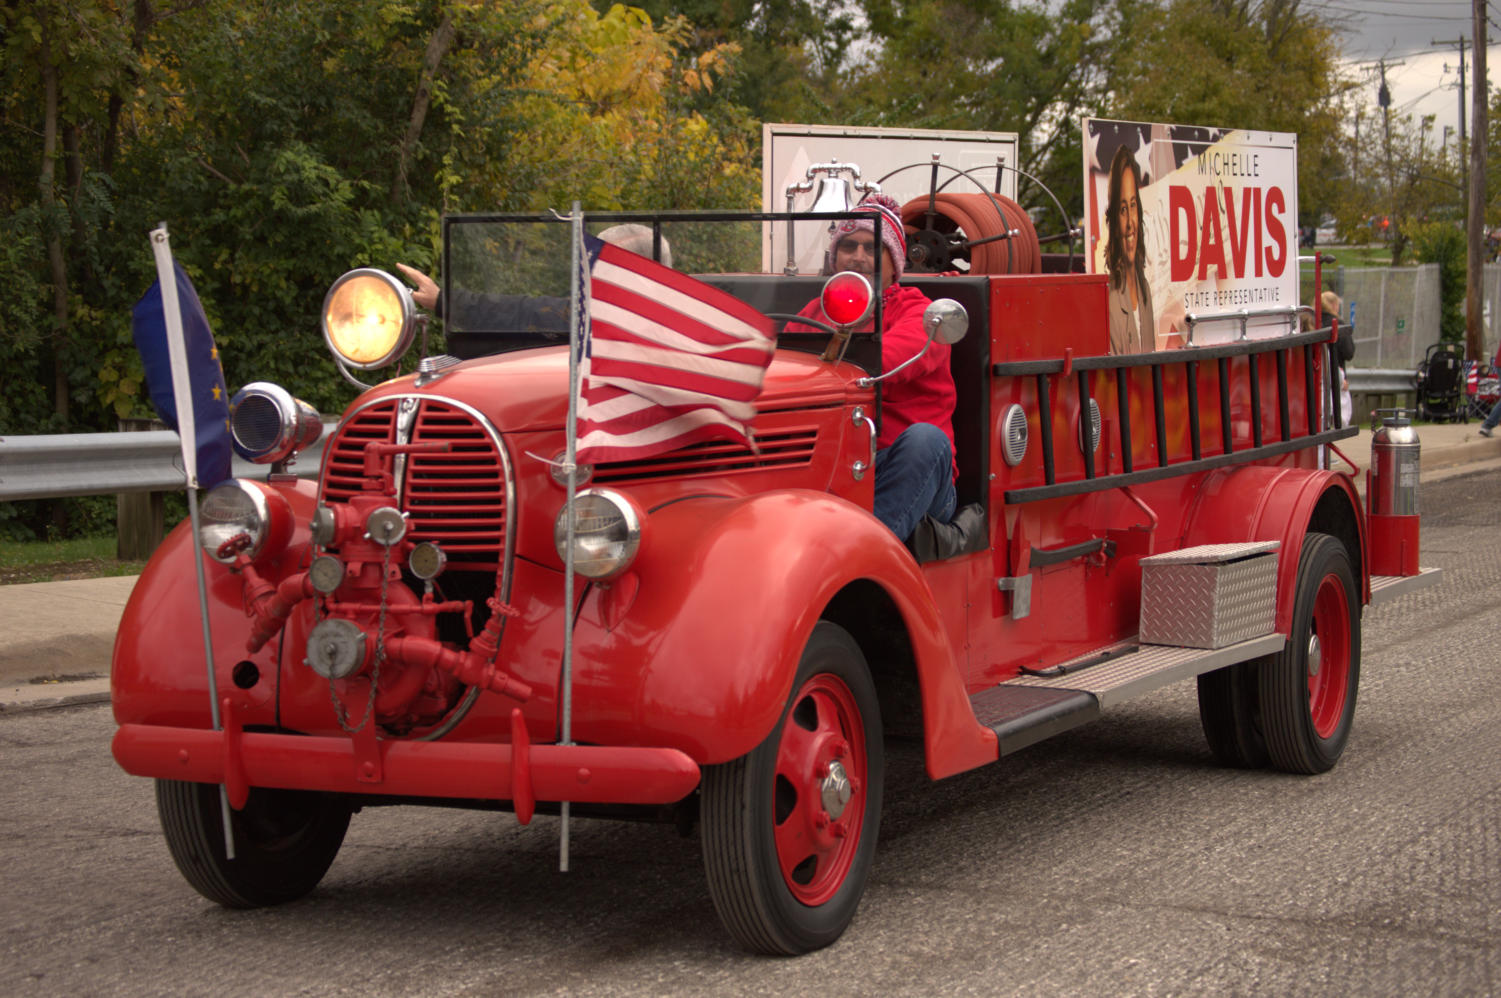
111, 479, 319, 728
569, 490, 971, 766
1181, 464, 1365, 634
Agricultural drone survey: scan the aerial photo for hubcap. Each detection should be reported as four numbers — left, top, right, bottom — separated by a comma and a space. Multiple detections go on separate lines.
820, 761, 852, 819
771, 674, 867, 906
1307, 573, 1351, 739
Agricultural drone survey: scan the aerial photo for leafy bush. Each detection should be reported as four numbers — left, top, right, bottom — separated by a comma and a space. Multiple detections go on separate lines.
1409, 221, 1467, 344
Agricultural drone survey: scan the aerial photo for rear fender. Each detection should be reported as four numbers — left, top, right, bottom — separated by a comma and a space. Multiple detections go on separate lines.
111, 479, 319, 728
1181, 465, 1365, 633
569, 491, 994, 771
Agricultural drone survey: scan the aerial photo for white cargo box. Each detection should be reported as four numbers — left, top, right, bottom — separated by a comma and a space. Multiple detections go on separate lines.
1139, 541, 1279, 649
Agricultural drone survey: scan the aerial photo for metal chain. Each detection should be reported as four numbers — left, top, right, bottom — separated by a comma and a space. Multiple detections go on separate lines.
330, 541, 391, 734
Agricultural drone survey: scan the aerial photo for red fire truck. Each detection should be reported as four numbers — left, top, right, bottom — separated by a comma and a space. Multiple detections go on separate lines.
111, 163, 1438, 955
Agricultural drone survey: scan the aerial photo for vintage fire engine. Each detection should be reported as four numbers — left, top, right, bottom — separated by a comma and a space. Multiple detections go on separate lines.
112, 158, 1438, 955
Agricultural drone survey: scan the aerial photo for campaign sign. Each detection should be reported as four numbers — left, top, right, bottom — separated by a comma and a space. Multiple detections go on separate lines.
1082, 118, 1299, 353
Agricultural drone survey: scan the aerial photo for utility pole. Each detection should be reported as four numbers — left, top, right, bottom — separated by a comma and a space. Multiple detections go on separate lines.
1464, 1, 1487, 360
1379, 59, 1403, 259
1435, 35, 1469, 198
1378, 58, 1395, 201
1353, 107, 1362, 190
1434, 35, 1468, 147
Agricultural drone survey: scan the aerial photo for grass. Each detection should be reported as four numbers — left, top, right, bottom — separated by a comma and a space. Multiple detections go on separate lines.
1306, 244, 1401, 269
0, 536, 146, 585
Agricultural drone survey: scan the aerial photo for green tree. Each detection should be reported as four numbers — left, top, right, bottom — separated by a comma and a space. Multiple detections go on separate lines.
1410, 220, 1467, 343
1, 0, 759, 541
623, 0, 860, 124
1333, 108, 1463, 264
1107, 0, 1352, 230
835, 0, 1113, 226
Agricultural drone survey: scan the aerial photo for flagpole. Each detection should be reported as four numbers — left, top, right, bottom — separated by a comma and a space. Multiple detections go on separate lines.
559, 202, 584, 872
149, 225, 235, 860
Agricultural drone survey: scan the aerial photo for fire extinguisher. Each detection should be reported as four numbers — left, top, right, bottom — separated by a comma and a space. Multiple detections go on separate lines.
1367, 408, 1420, 576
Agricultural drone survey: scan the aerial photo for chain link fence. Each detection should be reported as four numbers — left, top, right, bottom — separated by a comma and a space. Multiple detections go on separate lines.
1304, 262, 1501, 372
1309, 263, 1439, 371
1483, 262, 1501, 364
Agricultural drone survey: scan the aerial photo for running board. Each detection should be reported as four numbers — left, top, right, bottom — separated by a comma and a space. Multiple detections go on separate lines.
971, 633, 1285, 758
1369, 567, 1442, 607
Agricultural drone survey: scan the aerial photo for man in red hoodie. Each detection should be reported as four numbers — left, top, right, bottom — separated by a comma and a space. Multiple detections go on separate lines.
791, 194, 968, 549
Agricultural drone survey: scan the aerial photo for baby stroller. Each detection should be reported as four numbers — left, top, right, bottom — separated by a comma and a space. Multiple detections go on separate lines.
1415, 342, 1467, 422
1466, 359, 1500, 421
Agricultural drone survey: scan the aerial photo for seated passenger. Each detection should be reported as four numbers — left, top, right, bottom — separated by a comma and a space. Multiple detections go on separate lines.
787, 194, 979, 555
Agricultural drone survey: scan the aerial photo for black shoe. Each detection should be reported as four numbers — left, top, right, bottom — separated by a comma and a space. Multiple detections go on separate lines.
908, 503, 987, 562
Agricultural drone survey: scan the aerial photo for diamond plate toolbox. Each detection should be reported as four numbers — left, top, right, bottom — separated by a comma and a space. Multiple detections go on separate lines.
1138, 541, 1279, 648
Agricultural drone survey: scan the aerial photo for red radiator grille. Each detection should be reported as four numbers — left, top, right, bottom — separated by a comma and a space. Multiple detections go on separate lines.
322, 402, 399, 497
403, 405, 506, 554
322, 398, 508, 559
592, 427, 819, 484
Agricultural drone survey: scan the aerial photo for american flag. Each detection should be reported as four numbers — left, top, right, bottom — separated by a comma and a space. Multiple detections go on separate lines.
576, 234, 775, 463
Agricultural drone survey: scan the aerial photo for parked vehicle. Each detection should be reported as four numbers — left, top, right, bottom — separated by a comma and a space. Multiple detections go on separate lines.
111, 159, 1439, 955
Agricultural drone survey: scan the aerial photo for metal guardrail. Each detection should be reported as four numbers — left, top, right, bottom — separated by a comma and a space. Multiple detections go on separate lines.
1346, 368, 1415, 395
0, 424, 336, 502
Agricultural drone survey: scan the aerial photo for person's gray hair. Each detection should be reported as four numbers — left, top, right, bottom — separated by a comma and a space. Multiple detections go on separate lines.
597, 223, 672, 269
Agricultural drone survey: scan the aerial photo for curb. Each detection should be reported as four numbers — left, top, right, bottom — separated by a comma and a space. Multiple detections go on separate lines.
0, 678, 110, 715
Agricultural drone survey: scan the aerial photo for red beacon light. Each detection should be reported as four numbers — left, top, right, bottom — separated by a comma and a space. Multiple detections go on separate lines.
820, 271, 874, 327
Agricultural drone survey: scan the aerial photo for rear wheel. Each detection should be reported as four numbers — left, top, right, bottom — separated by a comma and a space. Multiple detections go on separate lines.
1196, 660, 1269, 768
701, 622, 884, 954
156, 779, 351, 907
1258, 532, 1361, 774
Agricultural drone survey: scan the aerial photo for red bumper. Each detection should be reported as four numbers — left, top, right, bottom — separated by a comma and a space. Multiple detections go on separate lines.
112, 712, 701, 818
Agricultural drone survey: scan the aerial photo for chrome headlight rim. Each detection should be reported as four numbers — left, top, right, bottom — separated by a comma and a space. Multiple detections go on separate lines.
199, 479, 272, 564
554, 488, 645, 581
320, 267, 416, 371
229, 381, 322, 464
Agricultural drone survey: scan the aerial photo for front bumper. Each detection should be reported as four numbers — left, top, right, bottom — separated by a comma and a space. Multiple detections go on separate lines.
112, 703, 700, 823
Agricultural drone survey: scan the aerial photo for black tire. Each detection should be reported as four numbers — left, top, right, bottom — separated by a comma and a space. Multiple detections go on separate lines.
701, 621, 884, 955
1258, 532, 1361, 774
155, 779, 351, 908
1196, 659, 1270, 768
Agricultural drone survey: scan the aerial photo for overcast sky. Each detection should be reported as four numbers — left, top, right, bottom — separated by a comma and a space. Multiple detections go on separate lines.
1323, 0, 1496, 152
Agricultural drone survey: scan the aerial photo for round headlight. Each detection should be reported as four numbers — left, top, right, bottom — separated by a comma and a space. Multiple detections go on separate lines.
229, 382, 322, 464
199, 480, 272, 563
554, 489, 644, 580
321, 268, 416, 370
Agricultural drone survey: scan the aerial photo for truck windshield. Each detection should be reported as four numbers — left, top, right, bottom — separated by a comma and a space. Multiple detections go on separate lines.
439, 213, 885, 366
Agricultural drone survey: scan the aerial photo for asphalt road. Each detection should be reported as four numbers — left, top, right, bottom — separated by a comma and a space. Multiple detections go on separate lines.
2, 468, 1498, 997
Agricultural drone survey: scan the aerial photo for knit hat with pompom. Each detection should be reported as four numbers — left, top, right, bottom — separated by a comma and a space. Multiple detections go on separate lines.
830, 192, 908, 280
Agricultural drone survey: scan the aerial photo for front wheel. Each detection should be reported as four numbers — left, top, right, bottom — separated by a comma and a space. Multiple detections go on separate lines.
1258, 532, 1361, 774
701, 621, 884, 954
155, 779, 351, 907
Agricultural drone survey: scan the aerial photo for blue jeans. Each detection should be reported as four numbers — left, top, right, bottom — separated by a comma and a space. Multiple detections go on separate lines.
1484, 399, 1501, 431
874, 423, 956, 542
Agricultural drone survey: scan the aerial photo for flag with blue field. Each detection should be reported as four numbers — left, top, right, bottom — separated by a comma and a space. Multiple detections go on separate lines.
132, 241, 233, 490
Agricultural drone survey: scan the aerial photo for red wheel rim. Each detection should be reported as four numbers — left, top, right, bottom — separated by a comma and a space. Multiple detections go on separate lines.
771, 673, 868, 906
1307, 572, 1352, 739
